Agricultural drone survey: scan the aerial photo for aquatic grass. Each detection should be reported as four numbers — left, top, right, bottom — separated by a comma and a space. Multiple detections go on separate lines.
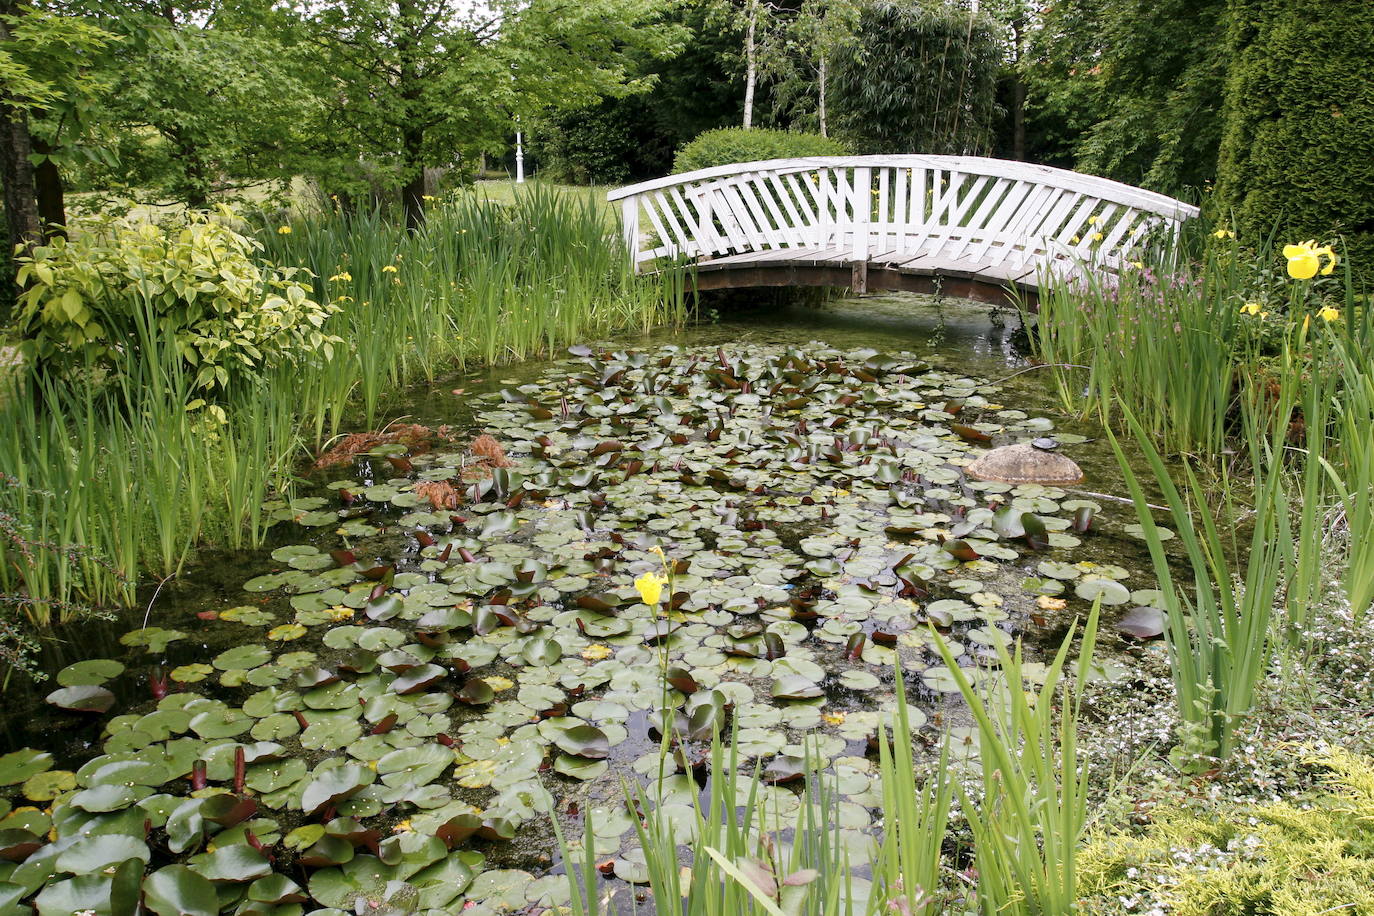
1029, 246, 1245, 456
870, 667, 953, 914
1108, 406, 1283, 765
931, 599, 1100, 915
1321, 327, 1374, 622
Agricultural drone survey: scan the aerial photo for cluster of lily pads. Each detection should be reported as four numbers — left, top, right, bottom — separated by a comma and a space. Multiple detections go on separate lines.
0, 342, 1167, 915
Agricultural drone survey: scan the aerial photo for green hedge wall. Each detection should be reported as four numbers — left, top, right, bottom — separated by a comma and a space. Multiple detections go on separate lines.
673, 128, 848, 174
1216, 0, 1374, 270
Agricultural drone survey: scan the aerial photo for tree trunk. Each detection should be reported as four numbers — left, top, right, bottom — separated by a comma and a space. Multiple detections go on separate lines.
743, 0, 757, 129
1011, 75, 1026, 161
0, 104, 39, 256
818, 52, 828, 137
32, 137, 66, 239
0, 12, 39, 256
401, 170, 426, 231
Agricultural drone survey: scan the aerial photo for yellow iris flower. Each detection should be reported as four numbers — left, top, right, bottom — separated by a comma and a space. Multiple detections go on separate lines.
635, 571, 668, 606
1283, 240, 1338, 279
1241, 302, 1262, 316
1318, 305, 1342, 322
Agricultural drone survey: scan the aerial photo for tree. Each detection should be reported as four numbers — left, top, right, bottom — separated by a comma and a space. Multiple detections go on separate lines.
1216, 0, 1374, 267
829, 0, 1002, 155
301, 0, 681, 227
0, 3, 113, 245
765, 0, 859, 137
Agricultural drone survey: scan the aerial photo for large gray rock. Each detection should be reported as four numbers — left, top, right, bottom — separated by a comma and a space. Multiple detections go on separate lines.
966, 442, 1084, 485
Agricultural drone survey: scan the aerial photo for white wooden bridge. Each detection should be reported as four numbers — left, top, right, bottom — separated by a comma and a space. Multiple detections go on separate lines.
608, 155, 1200, 304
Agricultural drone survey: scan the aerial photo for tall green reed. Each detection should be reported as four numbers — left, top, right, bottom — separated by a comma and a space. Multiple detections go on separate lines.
932, 600, 1100, 915
1109, 406, 1283, 766
1029, 246, 1244, 456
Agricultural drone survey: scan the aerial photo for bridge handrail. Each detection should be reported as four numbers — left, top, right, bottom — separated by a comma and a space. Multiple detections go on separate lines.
608, 155, 1197, 221
608, 154, 1200, 284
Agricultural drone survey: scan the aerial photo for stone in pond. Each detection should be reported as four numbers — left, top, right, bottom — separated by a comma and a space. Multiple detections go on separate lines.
966, 442, 1084, 485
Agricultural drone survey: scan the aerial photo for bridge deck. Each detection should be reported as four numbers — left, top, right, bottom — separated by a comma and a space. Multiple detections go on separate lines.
608, 155, 1198, 302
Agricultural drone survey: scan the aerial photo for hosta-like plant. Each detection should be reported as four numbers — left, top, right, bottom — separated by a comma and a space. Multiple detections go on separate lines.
13, 208, 340, 394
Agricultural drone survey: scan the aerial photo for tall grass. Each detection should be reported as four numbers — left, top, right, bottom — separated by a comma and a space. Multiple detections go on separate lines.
933, 600, 1100, 915
259, 187, 687, 442
0, 188, 684, 626
1109, 405, 1283, 765
1029, 246, 1246, 457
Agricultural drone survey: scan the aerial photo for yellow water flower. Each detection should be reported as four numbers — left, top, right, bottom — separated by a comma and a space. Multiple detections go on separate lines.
1318, 305, 1342, 322
1212, 227, 1235, 239
1241, 301, 1263, 316
382, 265, 398, 273
1283, 240, 1338, 279
635, 571, 668, 606
277, 225, 292, 235
329, 271, 353, 282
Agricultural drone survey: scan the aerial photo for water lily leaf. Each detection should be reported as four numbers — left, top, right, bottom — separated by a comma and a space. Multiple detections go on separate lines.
56, 659, 124, 687
377, 745, 452, 788
1116, 606, 1166, 640
267, 623, 307, 641
190, 708, 252, 739
56, 834, 150, 873
0, 828, 43, 863
456, 680, 494, 705
0, 749, 52, 786
771, 675, 824, 700
120, 626, 186, 653
70, 783, 150, 813
143, 865, 219, 916
553, 724, 610, 759
46, 685, 115, 714
392, 664, 447, 695
302, 765, 375, 816
246, 874, 308, 905
213, 645, 273, 671
1074, 578, 1131, 605
553, 754, 608, 780
188, 844, 273, 883
521, 637, 562, 666
23, 769, 75, 801
34, 875, 114, 916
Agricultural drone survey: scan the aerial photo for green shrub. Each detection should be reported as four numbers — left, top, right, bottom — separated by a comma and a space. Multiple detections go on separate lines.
13, 209, 340, 394
1079, 747, 1374, 915
1216, 0, 1374, 271
672, 127, 848, 174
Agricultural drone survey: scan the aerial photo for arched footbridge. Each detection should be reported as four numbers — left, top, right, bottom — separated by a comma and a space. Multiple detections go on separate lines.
608, 155, 1199, 305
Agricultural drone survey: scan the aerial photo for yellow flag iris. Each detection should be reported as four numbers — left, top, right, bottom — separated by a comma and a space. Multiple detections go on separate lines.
1318, 305, 1342, 322
1283, 240, 1338, 279
635, 572, 669, 606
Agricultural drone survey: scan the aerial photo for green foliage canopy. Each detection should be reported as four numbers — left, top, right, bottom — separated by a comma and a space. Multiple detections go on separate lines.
1216, 0, 1374, 268
827, 0, 1001, 155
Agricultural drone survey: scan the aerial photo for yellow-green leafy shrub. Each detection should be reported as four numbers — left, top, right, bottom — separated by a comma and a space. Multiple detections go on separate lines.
14, 209, 340, 392
1079, 747, 1374, 915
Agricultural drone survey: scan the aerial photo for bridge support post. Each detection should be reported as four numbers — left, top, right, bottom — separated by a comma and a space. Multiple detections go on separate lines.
850, 261, 868, 296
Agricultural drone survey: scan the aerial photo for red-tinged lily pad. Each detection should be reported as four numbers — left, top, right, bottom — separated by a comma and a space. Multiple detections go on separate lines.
456, 679, 495, 706
45, 685, 115, 714
392, 664, 446, 695
665, 667, 698, 694
941, 540, 980, 562
1116, 606, 1166, 640
0, 828, 43, 862
553, 724, 610, 760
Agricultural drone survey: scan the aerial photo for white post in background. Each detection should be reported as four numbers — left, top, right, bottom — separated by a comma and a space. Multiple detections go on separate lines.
515, 128, 525, 184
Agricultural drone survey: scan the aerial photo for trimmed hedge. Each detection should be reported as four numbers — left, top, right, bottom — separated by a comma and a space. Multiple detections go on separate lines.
1216, 0, 1374, 270
673, 128, 848, 174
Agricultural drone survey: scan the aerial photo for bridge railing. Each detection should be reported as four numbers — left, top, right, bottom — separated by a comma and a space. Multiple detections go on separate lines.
607, 155, 1200, 284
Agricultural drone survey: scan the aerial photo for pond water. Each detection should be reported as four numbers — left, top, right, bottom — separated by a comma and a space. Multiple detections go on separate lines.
0, 293, 1166, 915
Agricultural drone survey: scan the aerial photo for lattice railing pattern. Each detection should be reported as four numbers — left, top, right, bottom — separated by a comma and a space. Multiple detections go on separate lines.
607, 155, 1200, 285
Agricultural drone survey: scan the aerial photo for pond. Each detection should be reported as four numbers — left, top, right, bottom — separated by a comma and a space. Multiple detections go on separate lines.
0, 293, 1167, 915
